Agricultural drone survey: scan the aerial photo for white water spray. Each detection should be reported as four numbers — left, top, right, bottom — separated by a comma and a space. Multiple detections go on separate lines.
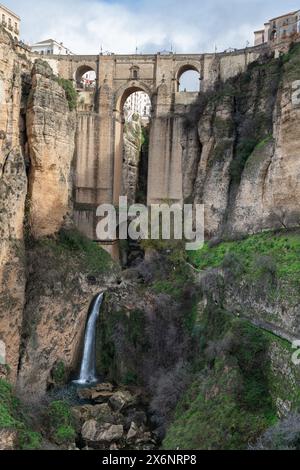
74, 293, 103, 385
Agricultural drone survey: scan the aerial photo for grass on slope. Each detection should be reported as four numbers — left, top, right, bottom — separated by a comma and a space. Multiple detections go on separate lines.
0, 379, 42, 449
188, 230, 300, 285
35, 228, 115, 276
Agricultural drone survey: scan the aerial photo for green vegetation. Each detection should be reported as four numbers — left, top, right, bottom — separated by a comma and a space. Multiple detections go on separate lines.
163, 303, 300, 450
142, 240, 192, 300
163, 365, 273, 450
36, 228, 115, 276
163, 227, 300, 450
57, 78, 78, 111
0, 379, 42, 449
97, 307, 148, 385
51, 361, 67, 387
54, 425, 76, 445
188, 230, 300, 286
18, 430, 42, 450
281, 42, 300, 81
46, 401, 75, 445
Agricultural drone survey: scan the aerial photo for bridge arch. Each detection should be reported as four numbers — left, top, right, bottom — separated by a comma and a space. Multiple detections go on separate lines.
74, 64, 97, 89
115, 81, 153, 113
176, 63, 201, 92
113, 83, 153, 205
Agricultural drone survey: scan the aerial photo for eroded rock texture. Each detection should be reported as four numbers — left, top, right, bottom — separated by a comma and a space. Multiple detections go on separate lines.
26, 60, 76, 238
181, 47, 300, 238
0, 28, 28, 381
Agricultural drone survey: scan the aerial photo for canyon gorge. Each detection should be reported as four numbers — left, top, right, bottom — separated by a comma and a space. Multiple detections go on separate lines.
1, 22, 300, 450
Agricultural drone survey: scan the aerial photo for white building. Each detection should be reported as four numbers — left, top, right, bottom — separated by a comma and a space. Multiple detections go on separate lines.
31, 39, 73, 56
254, 10, 300, 45
124, 92, 151, 121
0, 3, 20, 40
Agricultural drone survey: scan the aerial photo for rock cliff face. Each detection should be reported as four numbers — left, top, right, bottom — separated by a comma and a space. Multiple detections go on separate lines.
181, 45, 300, 238
0, 28, 88, 387
26, 60, 76, 238
0, 28, 28, 381
1, 23, 300, 450
17, 233, 118, 397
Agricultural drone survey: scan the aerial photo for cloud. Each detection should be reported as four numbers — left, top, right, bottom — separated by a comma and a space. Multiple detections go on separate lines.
4, 0, 300, 54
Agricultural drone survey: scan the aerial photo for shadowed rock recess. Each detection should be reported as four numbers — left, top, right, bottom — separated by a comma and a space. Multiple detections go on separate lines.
1, 23, 300, 450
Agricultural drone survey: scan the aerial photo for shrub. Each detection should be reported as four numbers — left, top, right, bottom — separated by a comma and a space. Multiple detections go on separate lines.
149, 362, 191, 428
0, 403, 17, 428
47, 401, 72, 429
251, 413, 300, 450
19, 430, 42, 450
221, 252, 244, 278
0, 379, 41, 449
54, 425, 76, 445
57, 228, 114, 274
46, 400, 76, 446
57, 78, 77, 110
254, 255, 277, 286
51, 361, 67, 386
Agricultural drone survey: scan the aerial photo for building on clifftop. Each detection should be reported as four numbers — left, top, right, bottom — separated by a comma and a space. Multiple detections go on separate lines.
254, 10, 300, 45
0, 3, 20, 41
31, 38, 74, 56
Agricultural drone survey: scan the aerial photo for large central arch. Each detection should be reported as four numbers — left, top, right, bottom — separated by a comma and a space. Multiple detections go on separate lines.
113, 82, 153, 205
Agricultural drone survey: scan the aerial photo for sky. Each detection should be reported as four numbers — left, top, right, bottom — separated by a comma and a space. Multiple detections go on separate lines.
4, 0, 300, 54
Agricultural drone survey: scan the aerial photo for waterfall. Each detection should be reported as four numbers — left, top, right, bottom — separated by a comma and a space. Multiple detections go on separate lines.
74, 293, 103, 385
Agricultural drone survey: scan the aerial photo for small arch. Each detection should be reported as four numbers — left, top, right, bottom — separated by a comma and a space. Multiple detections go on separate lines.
177, 64, 201, 92
75, 65, 96, 90
115, 82, 153, 114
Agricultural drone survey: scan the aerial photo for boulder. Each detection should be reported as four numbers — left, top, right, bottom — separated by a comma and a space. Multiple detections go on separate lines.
97, 423, 124, 443
127, 422, 139, 441
72, 403, 121, 430
81, 419, 98, 442
0, 429, 18, 450
109, 390, 135, 412
81, 420, 124, 446
77, 388, 92, 400
91, 390, 114, 403
95, 383, 114, 393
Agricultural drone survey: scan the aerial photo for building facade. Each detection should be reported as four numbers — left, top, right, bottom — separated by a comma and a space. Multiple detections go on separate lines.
254, 10, 300, 45
124, 91, 151, 121
31, 39, 73, 55
0, 3, 20, 41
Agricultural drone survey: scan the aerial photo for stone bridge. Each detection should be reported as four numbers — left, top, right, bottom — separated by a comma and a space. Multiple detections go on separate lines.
37, 46, 267, 239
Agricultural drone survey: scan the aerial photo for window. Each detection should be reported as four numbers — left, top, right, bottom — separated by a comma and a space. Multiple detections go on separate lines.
8, 18, 11, 26
133, 70, 138, 79
2, 14, 5, 24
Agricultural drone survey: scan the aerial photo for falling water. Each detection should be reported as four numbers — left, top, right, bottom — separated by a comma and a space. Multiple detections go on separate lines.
74, 293, 104, 385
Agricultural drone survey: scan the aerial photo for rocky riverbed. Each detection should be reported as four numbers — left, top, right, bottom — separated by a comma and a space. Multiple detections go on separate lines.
72, 383, 159, 450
